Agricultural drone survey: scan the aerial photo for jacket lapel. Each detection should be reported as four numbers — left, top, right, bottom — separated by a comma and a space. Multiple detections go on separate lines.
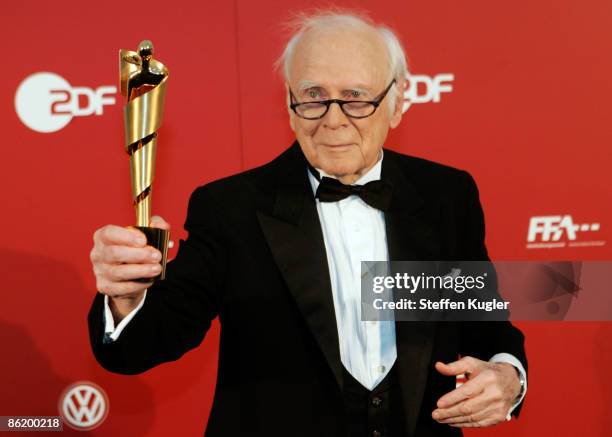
382, 152, 440, 437
256, 143, 344, 389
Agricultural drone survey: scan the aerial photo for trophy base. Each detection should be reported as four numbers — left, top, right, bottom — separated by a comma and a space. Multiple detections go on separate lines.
134, 226, 170, 283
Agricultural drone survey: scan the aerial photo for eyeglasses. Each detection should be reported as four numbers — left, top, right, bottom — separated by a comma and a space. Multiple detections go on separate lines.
289, 79, 397, 120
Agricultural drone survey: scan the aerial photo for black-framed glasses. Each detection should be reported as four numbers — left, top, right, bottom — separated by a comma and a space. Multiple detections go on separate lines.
289, 79, 397, 120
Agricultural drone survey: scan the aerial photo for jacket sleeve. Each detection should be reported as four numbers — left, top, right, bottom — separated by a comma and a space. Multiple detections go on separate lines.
456, 171, 528, 418
88, 185, 226, 374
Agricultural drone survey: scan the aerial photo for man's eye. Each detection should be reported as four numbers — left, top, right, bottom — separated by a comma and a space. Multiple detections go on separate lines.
350, 90, 361, 98
308, 90, 320, 99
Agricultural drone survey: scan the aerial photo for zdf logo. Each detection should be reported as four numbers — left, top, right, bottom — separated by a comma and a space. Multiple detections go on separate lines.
58, 381, 109, 431
15, 72, 116, 133
403, 73, 454, 113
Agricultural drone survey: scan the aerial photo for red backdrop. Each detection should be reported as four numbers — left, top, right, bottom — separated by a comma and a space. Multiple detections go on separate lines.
2, 0, 611, 435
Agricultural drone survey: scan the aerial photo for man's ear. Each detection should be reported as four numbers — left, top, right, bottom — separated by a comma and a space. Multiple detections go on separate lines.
285, 82, 296, 132
389, 80, 404, 129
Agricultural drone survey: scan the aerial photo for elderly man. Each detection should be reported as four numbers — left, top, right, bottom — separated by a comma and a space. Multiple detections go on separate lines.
89, 12, 527, 437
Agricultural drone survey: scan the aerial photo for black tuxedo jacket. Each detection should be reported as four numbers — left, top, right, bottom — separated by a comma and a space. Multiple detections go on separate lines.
89, 142, 527, 437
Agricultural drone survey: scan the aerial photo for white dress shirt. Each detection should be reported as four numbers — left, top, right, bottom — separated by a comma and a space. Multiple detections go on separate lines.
307, 156, 396, 390
103, 151, 526, 418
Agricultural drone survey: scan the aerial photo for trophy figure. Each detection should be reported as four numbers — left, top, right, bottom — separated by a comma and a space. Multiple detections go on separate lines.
120, 40, 169, 281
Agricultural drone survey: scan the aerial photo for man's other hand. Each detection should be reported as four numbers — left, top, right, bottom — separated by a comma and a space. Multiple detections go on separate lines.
431, 356, 521, 428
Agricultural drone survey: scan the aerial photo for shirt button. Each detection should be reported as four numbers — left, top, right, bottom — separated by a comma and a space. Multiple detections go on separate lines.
371, 396, 383, 407
379, 365, 386, 373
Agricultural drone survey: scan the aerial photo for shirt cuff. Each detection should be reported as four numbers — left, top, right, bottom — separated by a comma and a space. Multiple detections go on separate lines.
103, 290, 147, 343
489, 352, 527, 421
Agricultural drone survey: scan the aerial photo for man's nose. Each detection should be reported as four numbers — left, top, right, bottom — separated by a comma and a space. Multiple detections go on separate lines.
323, 101, 349, 129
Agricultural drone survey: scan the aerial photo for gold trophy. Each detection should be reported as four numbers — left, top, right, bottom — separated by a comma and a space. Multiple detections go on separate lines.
120, 40, 169, 281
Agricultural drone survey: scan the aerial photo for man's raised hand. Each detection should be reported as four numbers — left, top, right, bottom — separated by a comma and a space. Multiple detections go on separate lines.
90, 215, 171, 319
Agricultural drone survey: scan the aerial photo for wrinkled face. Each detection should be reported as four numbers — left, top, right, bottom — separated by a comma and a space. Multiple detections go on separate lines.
287, 27, 403, 181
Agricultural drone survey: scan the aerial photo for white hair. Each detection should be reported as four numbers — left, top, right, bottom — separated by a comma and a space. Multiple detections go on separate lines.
277, 10, 409, 112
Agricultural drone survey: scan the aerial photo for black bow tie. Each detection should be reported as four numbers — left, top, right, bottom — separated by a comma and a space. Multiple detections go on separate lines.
313, 173, 393, 211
